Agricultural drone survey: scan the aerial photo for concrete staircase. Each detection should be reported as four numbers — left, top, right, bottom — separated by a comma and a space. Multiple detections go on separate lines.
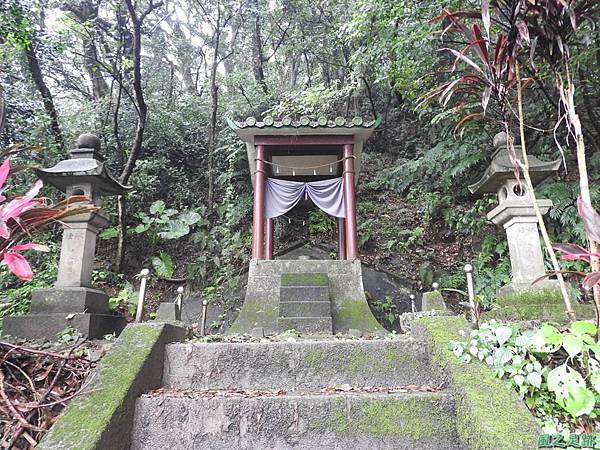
131, 337, 466, 449
278, 273, 333, 334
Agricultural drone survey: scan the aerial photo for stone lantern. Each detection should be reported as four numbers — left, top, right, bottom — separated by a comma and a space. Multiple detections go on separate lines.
469, 132, 562, 295
3, 134, 129, 340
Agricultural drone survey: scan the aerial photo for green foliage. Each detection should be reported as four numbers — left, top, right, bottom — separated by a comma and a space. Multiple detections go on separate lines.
440, 266, 467, 291
445, 197, 497, 235
151, 251, 174, 279
396, 227, 424, 251
108, 283, 138, 316
133, 201, 204, 246
377, 135, 486, 195
0, 237, 58, 327
57, 325, 77, 344
308, 209, 336, 234
451, 320, 600, 427
474, 236, 512, 306
370, 295, 400, 327
538, 180, 600, 256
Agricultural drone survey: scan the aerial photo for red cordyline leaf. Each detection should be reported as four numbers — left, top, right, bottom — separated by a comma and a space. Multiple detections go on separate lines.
0, 159, 9, 192
577, 197, 600, 243
482, 0, 491, 38
552, 243, 595, 262
583, 272, 600, 291
3, 252, 33, 280
10, 243, 49, 252
471, 24, 490, 67
444, 48, 485, 74
0, 179, 43, 222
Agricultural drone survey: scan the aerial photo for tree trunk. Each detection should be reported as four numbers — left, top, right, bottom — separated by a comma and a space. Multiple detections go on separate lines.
117, 0, 159, 271
24, 42, 63, 149
250, 0, 267, 92
207, 25, 220, 208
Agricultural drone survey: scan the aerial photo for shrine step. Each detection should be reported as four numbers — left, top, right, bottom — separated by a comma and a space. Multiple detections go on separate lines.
279, 285, 330, 302
132, 390, 462, 450
280, 300, 331, 317
278, 316, 333, 333
163, 338, 441, 390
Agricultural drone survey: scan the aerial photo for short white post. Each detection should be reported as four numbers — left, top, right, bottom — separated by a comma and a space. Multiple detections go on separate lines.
464, 264, 476, 323
176, 286, 184, 313
410, 294, 416, 313
135, 268, 150, 323
199, 299, 208, 336
432, 282, 439, 291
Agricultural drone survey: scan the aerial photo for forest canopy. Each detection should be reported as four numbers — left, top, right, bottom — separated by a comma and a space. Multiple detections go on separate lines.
1, 0, 599, 310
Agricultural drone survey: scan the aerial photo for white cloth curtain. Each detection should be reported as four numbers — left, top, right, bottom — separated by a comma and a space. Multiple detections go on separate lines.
265, 177, 346, 219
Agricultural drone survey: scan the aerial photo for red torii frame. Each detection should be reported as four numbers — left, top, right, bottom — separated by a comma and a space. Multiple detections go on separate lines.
251, 136, 359, 261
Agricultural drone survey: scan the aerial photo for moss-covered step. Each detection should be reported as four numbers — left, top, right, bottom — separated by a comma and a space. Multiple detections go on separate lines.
132, 391, 463, 450
413, 315, 541, 450
163, 338, 442, 390
281, 272, 329, 286
38, 322, 186, 450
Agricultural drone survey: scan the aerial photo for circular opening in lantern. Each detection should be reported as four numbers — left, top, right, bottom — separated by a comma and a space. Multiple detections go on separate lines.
512, 184, 527, 197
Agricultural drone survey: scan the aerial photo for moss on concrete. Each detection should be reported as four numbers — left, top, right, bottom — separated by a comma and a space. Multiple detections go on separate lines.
325, 394, 454, 440
421, 291, 446, 311
346, 348, 369, 375
305, 348, 325, 370
280, 272, 329, 286
416, 315, 540, 450
227, 299, 278, 335
333, 299, 385, 333
496, 288, 563, 306
39, 322, 185, 450
486, 302, 595, 322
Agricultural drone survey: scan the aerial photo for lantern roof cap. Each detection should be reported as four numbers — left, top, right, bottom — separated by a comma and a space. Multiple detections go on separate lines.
36, 134, 131, 196
468, 132, 562, 194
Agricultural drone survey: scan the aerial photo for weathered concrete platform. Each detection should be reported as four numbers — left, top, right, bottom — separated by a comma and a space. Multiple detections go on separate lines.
163, 338, 441, 390
132, 391, 462, 450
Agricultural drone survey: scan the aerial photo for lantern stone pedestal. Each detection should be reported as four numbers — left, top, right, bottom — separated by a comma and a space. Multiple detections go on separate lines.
2, 134, 128, 341
469, 132, 563, 296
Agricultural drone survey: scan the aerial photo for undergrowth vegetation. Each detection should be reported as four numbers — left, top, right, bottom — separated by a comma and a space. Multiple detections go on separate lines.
452, 320, 600, 433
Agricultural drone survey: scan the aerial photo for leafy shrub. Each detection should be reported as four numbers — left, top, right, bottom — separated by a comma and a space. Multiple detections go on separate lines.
108, 282, 138, 316
308, 209, 336, 234
451, 320, 600, 428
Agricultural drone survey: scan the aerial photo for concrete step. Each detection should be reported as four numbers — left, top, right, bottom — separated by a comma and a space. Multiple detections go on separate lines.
278, 317, 333, 334
163, 338, 441, 390
281, 272, 329, 286
280, 301, 331, 317
279, 285, 329, 302
132, 391, 463, 450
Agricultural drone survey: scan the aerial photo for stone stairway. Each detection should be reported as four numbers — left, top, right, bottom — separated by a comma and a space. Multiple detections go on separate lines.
278, 273, 333, 334
130, 337, 466, 449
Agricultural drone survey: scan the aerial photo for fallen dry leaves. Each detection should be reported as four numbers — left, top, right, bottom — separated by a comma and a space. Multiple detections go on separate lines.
145, 383, 444, 400
0, 340, 93, 449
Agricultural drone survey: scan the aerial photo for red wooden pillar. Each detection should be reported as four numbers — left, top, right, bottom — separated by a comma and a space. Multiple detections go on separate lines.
265, 218, 274, 260
252, 145, 266, 259
343, 144, 359, 259
337, 218, 346, 260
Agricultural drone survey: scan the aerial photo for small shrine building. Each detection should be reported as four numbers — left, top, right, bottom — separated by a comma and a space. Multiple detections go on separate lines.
227, 116, 385, 336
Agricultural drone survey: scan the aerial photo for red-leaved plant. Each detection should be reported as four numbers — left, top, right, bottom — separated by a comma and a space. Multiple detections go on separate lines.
553, 198, 600, 291
0, 153, 93, 280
